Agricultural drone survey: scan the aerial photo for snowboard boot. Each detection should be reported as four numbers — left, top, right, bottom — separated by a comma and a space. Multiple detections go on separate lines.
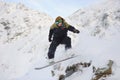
48, 58, 55, 64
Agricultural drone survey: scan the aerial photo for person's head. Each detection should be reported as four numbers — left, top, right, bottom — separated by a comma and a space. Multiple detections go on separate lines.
55, 16, 63, 26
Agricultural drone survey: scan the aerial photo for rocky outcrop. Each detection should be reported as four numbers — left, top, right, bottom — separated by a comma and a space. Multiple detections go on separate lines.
51, 61, 92, 80
92, 60, 113, 80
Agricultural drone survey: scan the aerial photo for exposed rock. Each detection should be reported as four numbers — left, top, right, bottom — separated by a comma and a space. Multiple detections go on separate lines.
92, 60, 113, 80
59, 75, 65, 80
53, 61, 92, 80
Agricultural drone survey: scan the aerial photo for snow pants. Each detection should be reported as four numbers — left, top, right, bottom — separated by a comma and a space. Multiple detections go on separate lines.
48, 36, 71, 59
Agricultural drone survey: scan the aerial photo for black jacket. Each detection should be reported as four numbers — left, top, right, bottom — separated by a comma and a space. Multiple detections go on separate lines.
49, 23, 76, 42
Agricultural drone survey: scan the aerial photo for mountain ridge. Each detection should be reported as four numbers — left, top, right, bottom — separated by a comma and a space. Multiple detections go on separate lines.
68, 0, 120, 37
0, 1, 53, 44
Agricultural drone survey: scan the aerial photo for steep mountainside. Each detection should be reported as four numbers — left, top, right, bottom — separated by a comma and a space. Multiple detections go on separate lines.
0, 1, 52, 43
0, 1, 53, 80
68, 0, 120, 37
0, 0, 120, 80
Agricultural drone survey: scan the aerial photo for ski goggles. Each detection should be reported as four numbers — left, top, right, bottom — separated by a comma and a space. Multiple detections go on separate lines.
55, 20, 62, 25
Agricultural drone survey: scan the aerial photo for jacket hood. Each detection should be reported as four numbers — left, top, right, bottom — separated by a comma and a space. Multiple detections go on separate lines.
55, 16, 65, 22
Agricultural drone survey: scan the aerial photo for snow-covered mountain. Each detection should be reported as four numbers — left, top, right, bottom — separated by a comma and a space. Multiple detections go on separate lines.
0, 1, 52, 43
68, 0, 120, 37
0, 0, 120, 80
65, 0, 120, 80
0, 1, 53, 80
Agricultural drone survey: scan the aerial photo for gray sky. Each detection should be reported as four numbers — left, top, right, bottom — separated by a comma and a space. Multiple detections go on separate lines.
4, 0, 104, 18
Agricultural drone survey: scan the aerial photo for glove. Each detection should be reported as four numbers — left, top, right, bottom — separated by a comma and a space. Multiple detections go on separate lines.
49, 37, 52, 42
74, 29, 80, 33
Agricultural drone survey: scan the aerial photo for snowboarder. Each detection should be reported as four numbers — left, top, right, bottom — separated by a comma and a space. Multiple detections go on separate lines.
47, 16, 80, 62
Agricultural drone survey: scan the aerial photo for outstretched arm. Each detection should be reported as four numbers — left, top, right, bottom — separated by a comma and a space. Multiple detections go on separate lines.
68, 25, 80, 33
64, 21, 80, 33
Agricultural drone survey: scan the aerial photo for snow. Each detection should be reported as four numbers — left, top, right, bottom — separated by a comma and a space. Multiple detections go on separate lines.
0, 0, 120, 80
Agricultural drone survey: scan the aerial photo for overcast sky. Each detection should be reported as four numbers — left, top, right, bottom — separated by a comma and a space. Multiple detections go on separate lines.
4, 0, 104, 18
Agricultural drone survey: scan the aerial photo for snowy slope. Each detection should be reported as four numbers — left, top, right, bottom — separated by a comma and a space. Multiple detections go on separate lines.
17, 0, 120, 80
66, 0, 120, 80
0, 0, 120, 80
0, 1, 53, 80
68, 0, 120, 38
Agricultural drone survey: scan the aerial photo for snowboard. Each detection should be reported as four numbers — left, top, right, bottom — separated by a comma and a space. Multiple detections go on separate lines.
35, 55, 79, 70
